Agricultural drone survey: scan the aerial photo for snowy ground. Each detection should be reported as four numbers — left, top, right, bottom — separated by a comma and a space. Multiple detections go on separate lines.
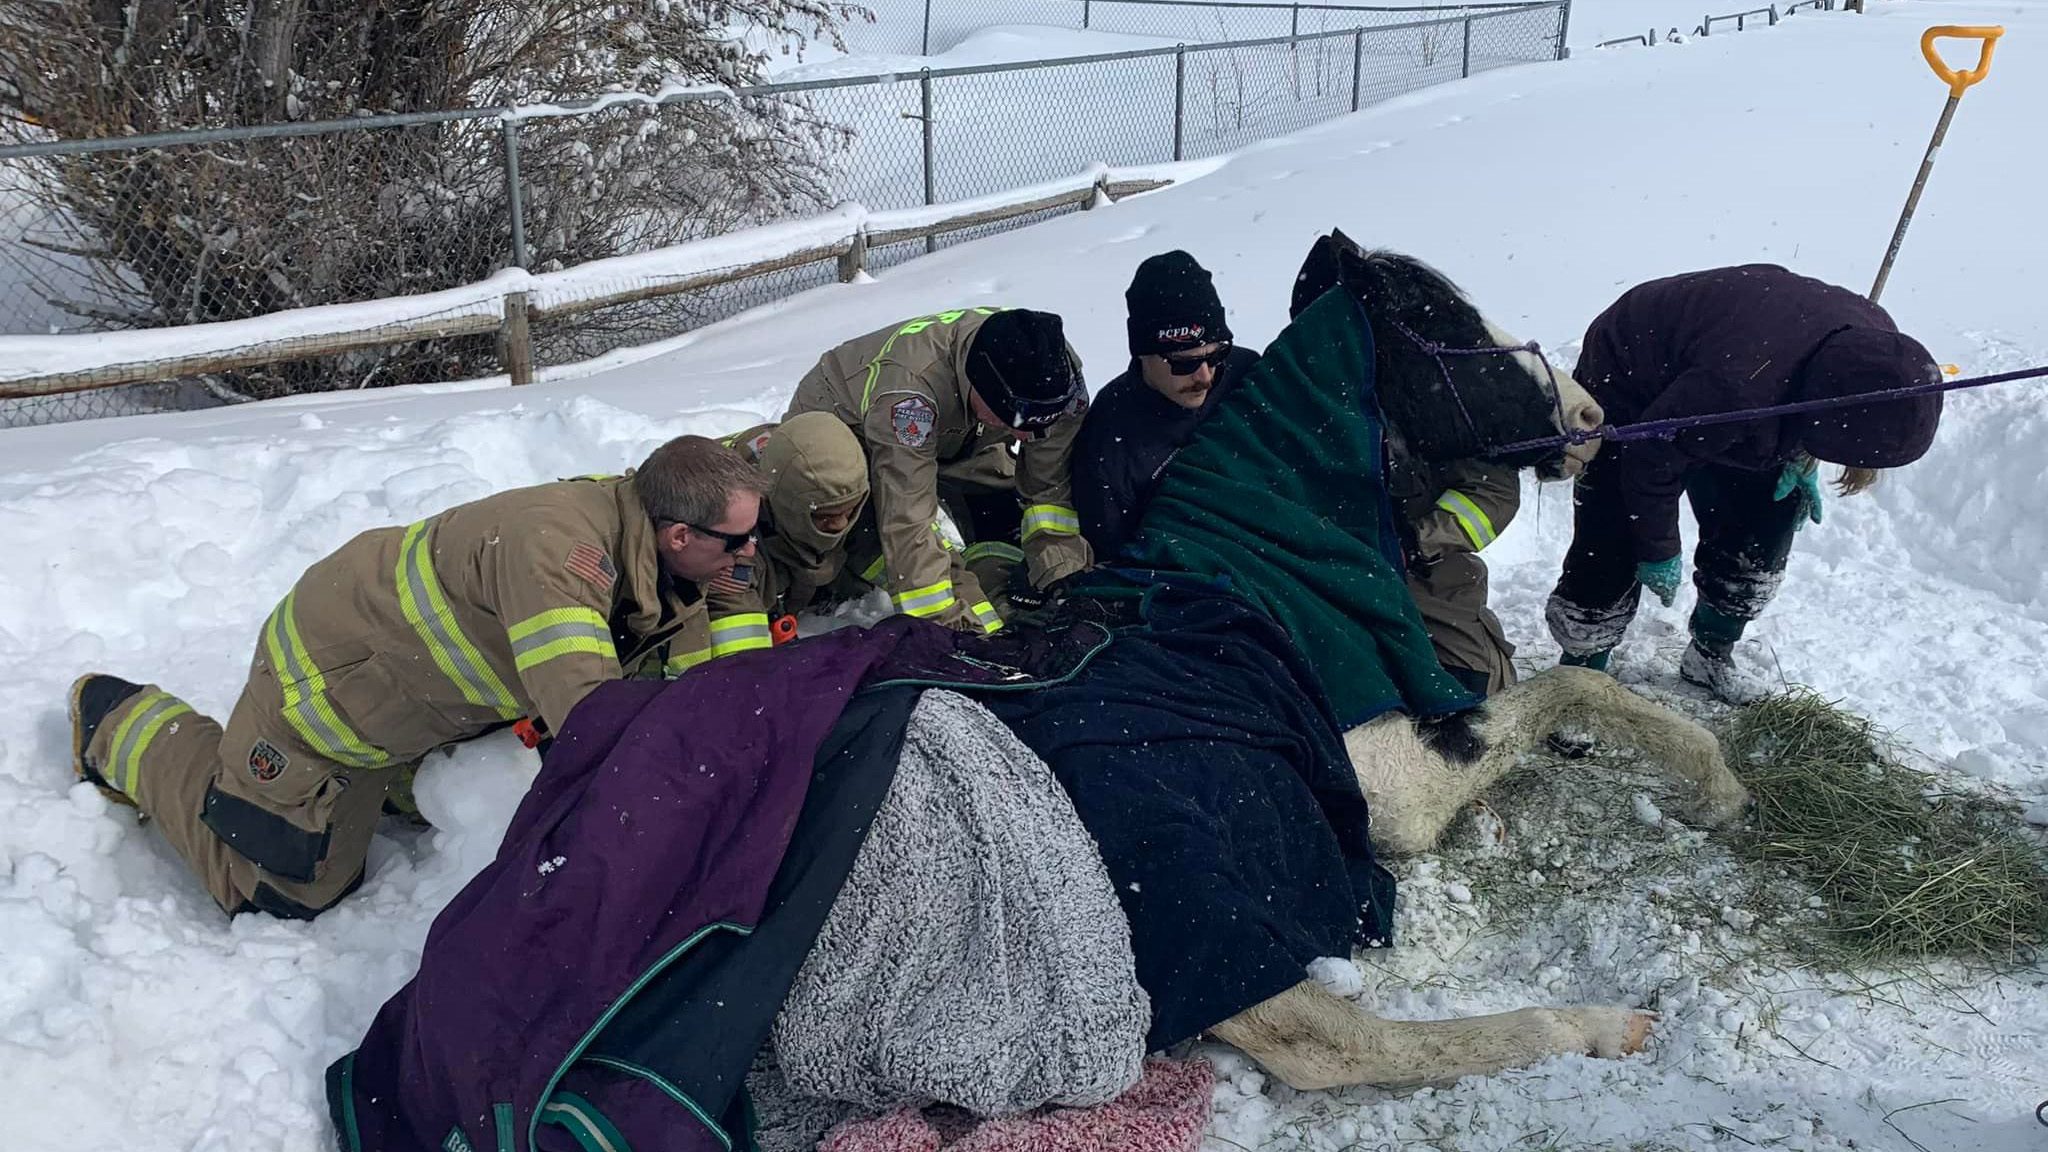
4, 1, 2046, 1149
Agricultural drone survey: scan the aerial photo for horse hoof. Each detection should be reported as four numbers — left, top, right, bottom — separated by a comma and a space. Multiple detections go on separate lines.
1570, 1007, 1657, 1059
1687, 778, 1753, 828
1618, 1010, 1656, 1055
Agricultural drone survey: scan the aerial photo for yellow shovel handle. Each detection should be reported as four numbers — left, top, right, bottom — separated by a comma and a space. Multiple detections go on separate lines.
1921, 25, 2003, 97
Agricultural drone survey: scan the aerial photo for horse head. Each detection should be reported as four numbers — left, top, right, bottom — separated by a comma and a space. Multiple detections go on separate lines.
1291, 231, 1603, 479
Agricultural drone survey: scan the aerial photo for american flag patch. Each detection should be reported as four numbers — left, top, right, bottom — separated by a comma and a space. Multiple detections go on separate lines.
565, 542, 617, 591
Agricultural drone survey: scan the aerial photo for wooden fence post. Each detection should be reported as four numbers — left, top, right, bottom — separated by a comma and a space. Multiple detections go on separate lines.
503, 291, 535, 386
838, 229, 870, 282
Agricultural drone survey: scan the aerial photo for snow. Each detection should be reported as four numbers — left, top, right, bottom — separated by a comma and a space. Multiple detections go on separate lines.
5, 1, 2048, 1149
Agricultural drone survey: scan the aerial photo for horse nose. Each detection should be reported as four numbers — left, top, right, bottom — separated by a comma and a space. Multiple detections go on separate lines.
1572, 398, 1604, 431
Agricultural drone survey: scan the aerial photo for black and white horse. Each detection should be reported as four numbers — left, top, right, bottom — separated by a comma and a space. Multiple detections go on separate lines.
1211, 233, 1752, 1090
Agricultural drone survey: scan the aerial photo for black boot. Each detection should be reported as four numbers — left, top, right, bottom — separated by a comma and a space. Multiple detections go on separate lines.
68, 673, 144, 805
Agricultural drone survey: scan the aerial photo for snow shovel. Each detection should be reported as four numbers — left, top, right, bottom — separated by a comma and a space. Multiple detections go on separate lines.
1870, 24, 2003, 302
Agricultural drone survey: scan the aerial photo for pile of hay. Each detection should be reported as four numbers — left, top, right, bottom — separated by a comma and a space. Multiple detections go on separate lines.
1724, 690, 2048, 966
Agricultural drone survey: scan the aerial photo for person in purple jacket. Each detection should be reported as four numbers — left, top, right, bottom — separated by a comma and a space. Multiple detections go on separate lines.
1545, 264, 1944, 702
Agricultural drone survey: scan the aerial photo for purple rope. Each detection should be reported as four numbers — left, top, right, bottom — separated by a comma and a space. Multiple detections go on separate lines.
1380, 313, 1568, 446
1486, 362, 2048, 457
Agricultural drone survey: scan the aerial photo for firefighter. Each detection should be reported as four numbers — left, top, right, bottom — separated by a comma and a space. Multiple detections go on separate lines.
65, 435, 765, 920
783, 306, 1093, 633
706, 412, 874, 647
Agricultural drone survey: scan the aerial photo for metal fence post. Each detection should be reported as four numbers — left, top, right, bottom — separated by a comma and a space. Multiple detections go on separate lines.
1173, 44, 1187, 161
1289, 4, 1302, 98
1083, 0, 1091, 30
1462, 16, 1473, 77
1351, 27, 1364, 111
1556, 0, 1574, 59
921, 0, 933, 55
921, 70, 937, 253
501, 117, 529, 270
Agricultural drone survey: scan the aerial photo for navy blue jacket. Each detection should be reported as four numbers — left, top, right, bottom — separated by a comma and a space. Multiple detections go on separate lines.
1071, 348, 1262, 558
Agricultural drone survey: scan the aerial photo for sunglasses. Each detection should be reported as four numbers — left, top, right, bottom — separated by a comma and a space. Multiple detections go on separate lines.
1163, 345, 1232, 376
671, 520, 758, 553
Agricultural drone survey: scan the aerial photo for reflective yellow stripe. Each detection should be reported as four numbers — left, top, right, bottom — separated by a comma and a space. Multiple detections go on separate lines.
397, 521, 521, 719
509, 606, 617, 673
970, 600, 1004, 635
1435, 489, 1498, 550
892, 578, 957, 618
1020, 503, 1081, 541
121, 697, 193, 798
934, 520, 961, 554
104, 690, 192, 799
962, 541, 1025, 567
859, 554, 888, 584
709, 613, 774, 658
263, 592, 387, 768
859, 307, 1000, 413
664, 647, 714, 677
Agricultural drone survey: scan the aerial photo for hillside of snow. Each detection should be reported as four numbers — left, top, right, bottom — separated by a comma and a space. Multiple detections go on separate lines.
3, 2, 2045, 1150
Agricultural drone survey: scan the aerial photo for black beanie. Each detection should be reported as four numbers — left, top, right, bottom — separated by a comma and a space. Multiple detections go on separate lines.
967, 309, 1081, 431
1795, 327, 1945, 468
1125, 250, 1232, 357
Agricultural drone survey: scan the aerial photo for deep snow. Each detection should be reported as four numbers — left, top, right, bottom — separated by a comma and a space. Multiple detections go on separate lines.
3, 2, 2046, 1150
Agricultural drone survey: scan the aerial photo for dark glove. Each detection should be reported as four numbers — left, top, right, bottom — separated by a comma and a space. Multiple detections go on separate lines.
1004, 564, 1076, 617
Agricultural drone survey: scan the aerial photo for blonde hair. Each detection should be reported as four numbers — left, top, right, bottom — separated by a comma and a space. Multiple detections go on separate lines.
1834, 467, 1880, 497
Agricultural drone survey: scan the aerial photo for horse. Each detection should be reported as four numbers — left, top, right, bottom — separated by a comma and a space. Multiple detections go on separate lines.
1203, 233, 1753, 1091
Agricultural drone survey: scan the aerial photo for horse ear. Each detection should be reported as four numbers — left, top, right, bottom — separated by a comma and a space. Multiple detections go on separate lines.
1290, 234, 1342, 320
1291, 230, 1375, 320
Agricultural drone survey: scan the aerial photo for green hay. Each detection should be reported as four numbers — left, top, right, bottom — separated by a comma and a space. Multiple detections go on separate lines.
1723, 689, 2048, 966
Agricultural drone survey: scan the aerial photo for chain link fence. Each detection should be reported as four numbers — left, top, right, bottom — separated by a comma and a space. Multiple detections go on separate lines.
842, 0, 1555, 56
0, 1, 1566, 428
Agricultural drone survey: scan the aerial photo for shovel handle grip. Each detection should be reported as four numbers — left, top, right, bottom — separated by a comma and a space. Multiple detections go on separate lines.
1921, 25, 2003, 97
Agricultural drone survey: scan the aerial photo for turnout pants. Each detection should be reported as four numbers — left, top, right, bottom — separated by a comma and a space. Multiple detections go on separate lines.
1408, 551, 1517, 696
87, 648, 393, 919
1546, 458, 1802, 658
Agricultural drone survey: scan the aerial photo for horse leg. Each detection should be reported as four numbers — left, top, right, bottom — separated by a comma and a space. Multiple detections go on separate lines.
1209, 980, 1653, 1091
1348, 666, 1750, 856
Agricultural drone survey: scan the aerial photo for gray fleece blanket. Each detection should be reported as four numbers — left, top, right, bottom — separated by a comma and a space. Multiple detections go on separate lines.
772, 689, 1151, 1116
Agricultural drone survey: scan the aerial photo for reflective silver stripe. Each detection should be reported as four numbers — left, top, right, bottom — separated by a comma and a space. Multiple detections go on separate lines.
512, 619, 613, 658
1021, 505, 1081, 540
709, 623, 773, 652
109, 691, 189, 797
895, 585, 956, 616
398, 522, 519, 716
265, 596, 386, 768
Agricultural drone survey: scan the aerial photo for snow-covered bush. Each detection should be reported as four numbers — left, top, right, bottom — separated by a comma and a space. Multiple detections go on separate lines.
0, 0, 865, 397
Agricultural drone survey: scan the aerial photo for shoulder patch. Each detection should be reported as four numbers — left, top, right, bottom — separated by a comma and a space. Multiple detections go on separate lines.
566, 542, 618, 592
890, 395, 937, 448
747, 431, 773, 458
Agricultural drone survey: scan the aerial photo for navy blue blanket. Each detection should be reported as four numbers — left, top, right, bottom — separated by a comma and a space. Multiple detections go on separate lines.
935, 581, 1395, 1051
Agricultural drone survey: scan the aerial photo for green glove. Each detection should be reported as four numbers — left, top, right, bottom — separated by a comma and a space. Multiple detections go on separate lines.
1636, 556, 1682, 608
1774, 455, 1824, 528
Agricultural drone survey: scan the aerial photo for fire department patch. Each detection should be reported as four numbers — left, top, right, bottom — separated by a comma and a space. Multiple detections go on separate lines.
747, 431, 773, 458
248, 739, 290, 783
565, 542, 617, 591
891, 395, 937, 448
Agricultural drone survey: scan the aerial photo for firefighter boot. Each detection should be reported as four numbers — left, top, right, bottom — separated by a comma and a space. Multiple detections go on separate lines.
68, 673, 145, 806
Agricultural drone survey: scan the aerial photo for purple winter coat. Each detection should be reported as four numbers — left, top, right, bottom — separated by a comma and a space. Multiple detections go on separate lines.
328, 616, 955, 1152
1573, 263, 1943, 561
